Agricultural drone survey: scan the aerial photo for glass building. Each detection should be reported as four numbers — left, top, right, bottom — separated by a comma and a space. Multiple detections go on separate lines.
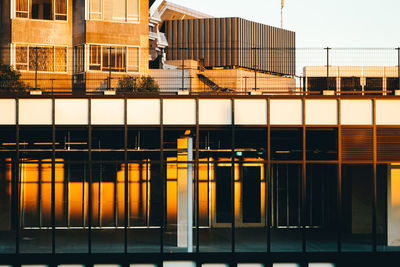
0, 96, 400, 267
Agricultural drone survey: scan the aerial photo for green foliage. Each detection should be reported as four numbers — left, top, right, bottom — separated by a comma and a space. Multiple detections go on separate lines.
118, 75, 159, 93
0, 62, 27, 92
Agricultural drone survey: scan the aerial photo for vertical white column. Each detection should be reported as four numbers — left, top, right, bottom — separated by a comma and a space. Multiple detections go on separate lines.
84, 0, 88, 20
187, 137, 193, 252
177, 136, 193, 252
388, 165, 400, 246
10, 0, 14, 19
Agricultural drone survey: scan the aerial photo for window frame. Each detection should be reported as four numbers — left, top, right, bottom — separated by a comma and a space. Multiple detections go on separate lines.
87, 43, 140, 74
14, 0, 68, 22
74, 45, 85, 74
13, 43, 68, 73
88, 0, 140, 23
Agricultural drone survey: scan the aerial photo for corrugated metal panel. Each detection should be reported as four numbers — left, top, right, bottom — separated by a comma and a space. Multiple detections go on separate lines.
377, 127, 400, 161
202, 19, 208, 64
341, 127, 373, 161
164, 17, 295, 75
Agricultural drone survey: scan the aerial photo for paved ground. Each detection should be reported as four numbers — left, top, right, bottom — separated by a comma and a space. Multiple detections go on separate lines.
0, 228, 398, 253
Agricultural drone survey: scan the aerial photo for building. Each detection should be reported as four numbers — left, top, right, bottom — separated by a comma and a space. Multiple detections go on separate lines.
1, 95, 400, 266
145, 1, 297, 94
164, 18, 295, 76
304, 66, 400, 94
0, 0, 151, 92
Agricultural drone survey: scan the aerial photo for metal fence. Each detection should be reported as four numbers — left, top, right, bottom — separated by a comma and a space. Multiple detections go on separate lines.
0, 47, 399, 96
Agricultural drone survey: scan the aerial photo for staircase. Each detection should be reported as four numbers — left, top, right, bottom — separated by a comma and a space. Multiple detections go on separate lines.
197, 74, 233, 92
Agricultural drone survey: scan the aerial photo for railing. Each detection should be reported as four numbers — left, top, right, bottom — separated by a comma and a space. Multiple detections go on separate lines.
0, 47, 399, 96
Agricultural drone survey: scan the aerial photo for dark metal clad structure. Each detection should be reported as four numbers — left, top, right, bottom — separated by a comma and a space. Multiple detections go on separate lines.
165, 17, 296, 76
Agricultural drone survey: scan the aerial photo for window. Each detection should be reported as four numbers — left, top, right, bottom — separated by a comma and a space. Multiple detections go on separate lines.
341, 77, 361, 91
14, 44, 67, 72
55, 0, 67, 20
387, 78, 400, 91
102, 46, 126, 72
15, 45, 28, 70
74, 45, 84, 73
89, 0, 139, 22
127, 47, 139, 72
31, 0, 52, 20
88, 45, 139, 73
365, 77, 382, 92
89, 0, 101, 19
16, 0, 67, 20
127, 0, 139, 21
55, 46, 67, 72
29, 46, 54, 71
16, 0, 28, 18
89, 45, 101, 70
307, 77, 336, 91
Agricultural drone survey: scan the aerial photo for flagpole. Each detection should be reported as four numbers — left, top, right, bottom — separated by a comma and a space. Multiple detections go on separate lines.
281, 0, 284, 28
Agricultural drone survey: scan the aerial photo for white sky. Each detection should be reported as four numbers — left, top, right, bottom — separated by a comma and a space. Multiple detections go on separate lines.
153, 0, 400, 48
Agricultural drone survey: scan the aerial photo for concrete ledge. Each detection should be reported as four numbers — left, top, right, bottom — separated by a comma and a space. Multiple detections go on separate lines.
323, 90, 335, 95
104, 90, 116, 95
30, 90, 42, 95
177, 90, 189, 95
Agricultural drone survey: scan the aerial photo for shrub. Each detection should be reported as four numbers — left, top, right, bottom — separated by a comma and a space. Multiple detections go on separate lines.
118, 75, 159, 93
0, 63, 27, 93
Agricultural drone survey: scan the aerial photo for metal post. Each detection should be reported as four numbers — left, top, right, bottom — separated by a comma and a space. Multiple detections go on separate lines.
51, 98, 56, 254
302, 98, 307, 252
231, 98, 235, 252
195, 98, 200, 253
34, 47, 38, 90
107, 46, 114, 90
51, 78, 55, 96
255, 69, 257, 91
325, 47, 331, 92
15, 98, 20, 254
338, 99, 342, 252
88, 98, 92, 254
160, 97, 164, 254
182, 48, 185, 91
267, 98, 271, 253
397, 47, 400, 91
124, 98, 128, 253
372, 99, 377, 252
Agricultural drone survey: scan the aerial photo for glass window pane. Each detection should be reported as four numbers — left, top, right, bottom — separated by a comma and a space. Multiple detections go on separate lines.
271, 128, 303, 160
235, 128, 267, 252
128, 47, 139, 72
377, 164, 397, 252
55, 127, 88, 253
29, 46, 54, 72
16, 45, 28, 70
55, 47, 67, 72
341, 164, 373, 252
55, 0, 67, 20
16, 0, 28, 17
19, 127, 53, 253
74, 45, 84, 73
90, 0, 102, 19
112, 0, 125, 20
270, 164, 302, 252
127, 0, 139, 21
306, 164, 338, 252
31, 0, 53, 20
89, 45, 101, 70
199, 128, 232, 252
0, 127, 16, 253
306, 128, 338, 160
